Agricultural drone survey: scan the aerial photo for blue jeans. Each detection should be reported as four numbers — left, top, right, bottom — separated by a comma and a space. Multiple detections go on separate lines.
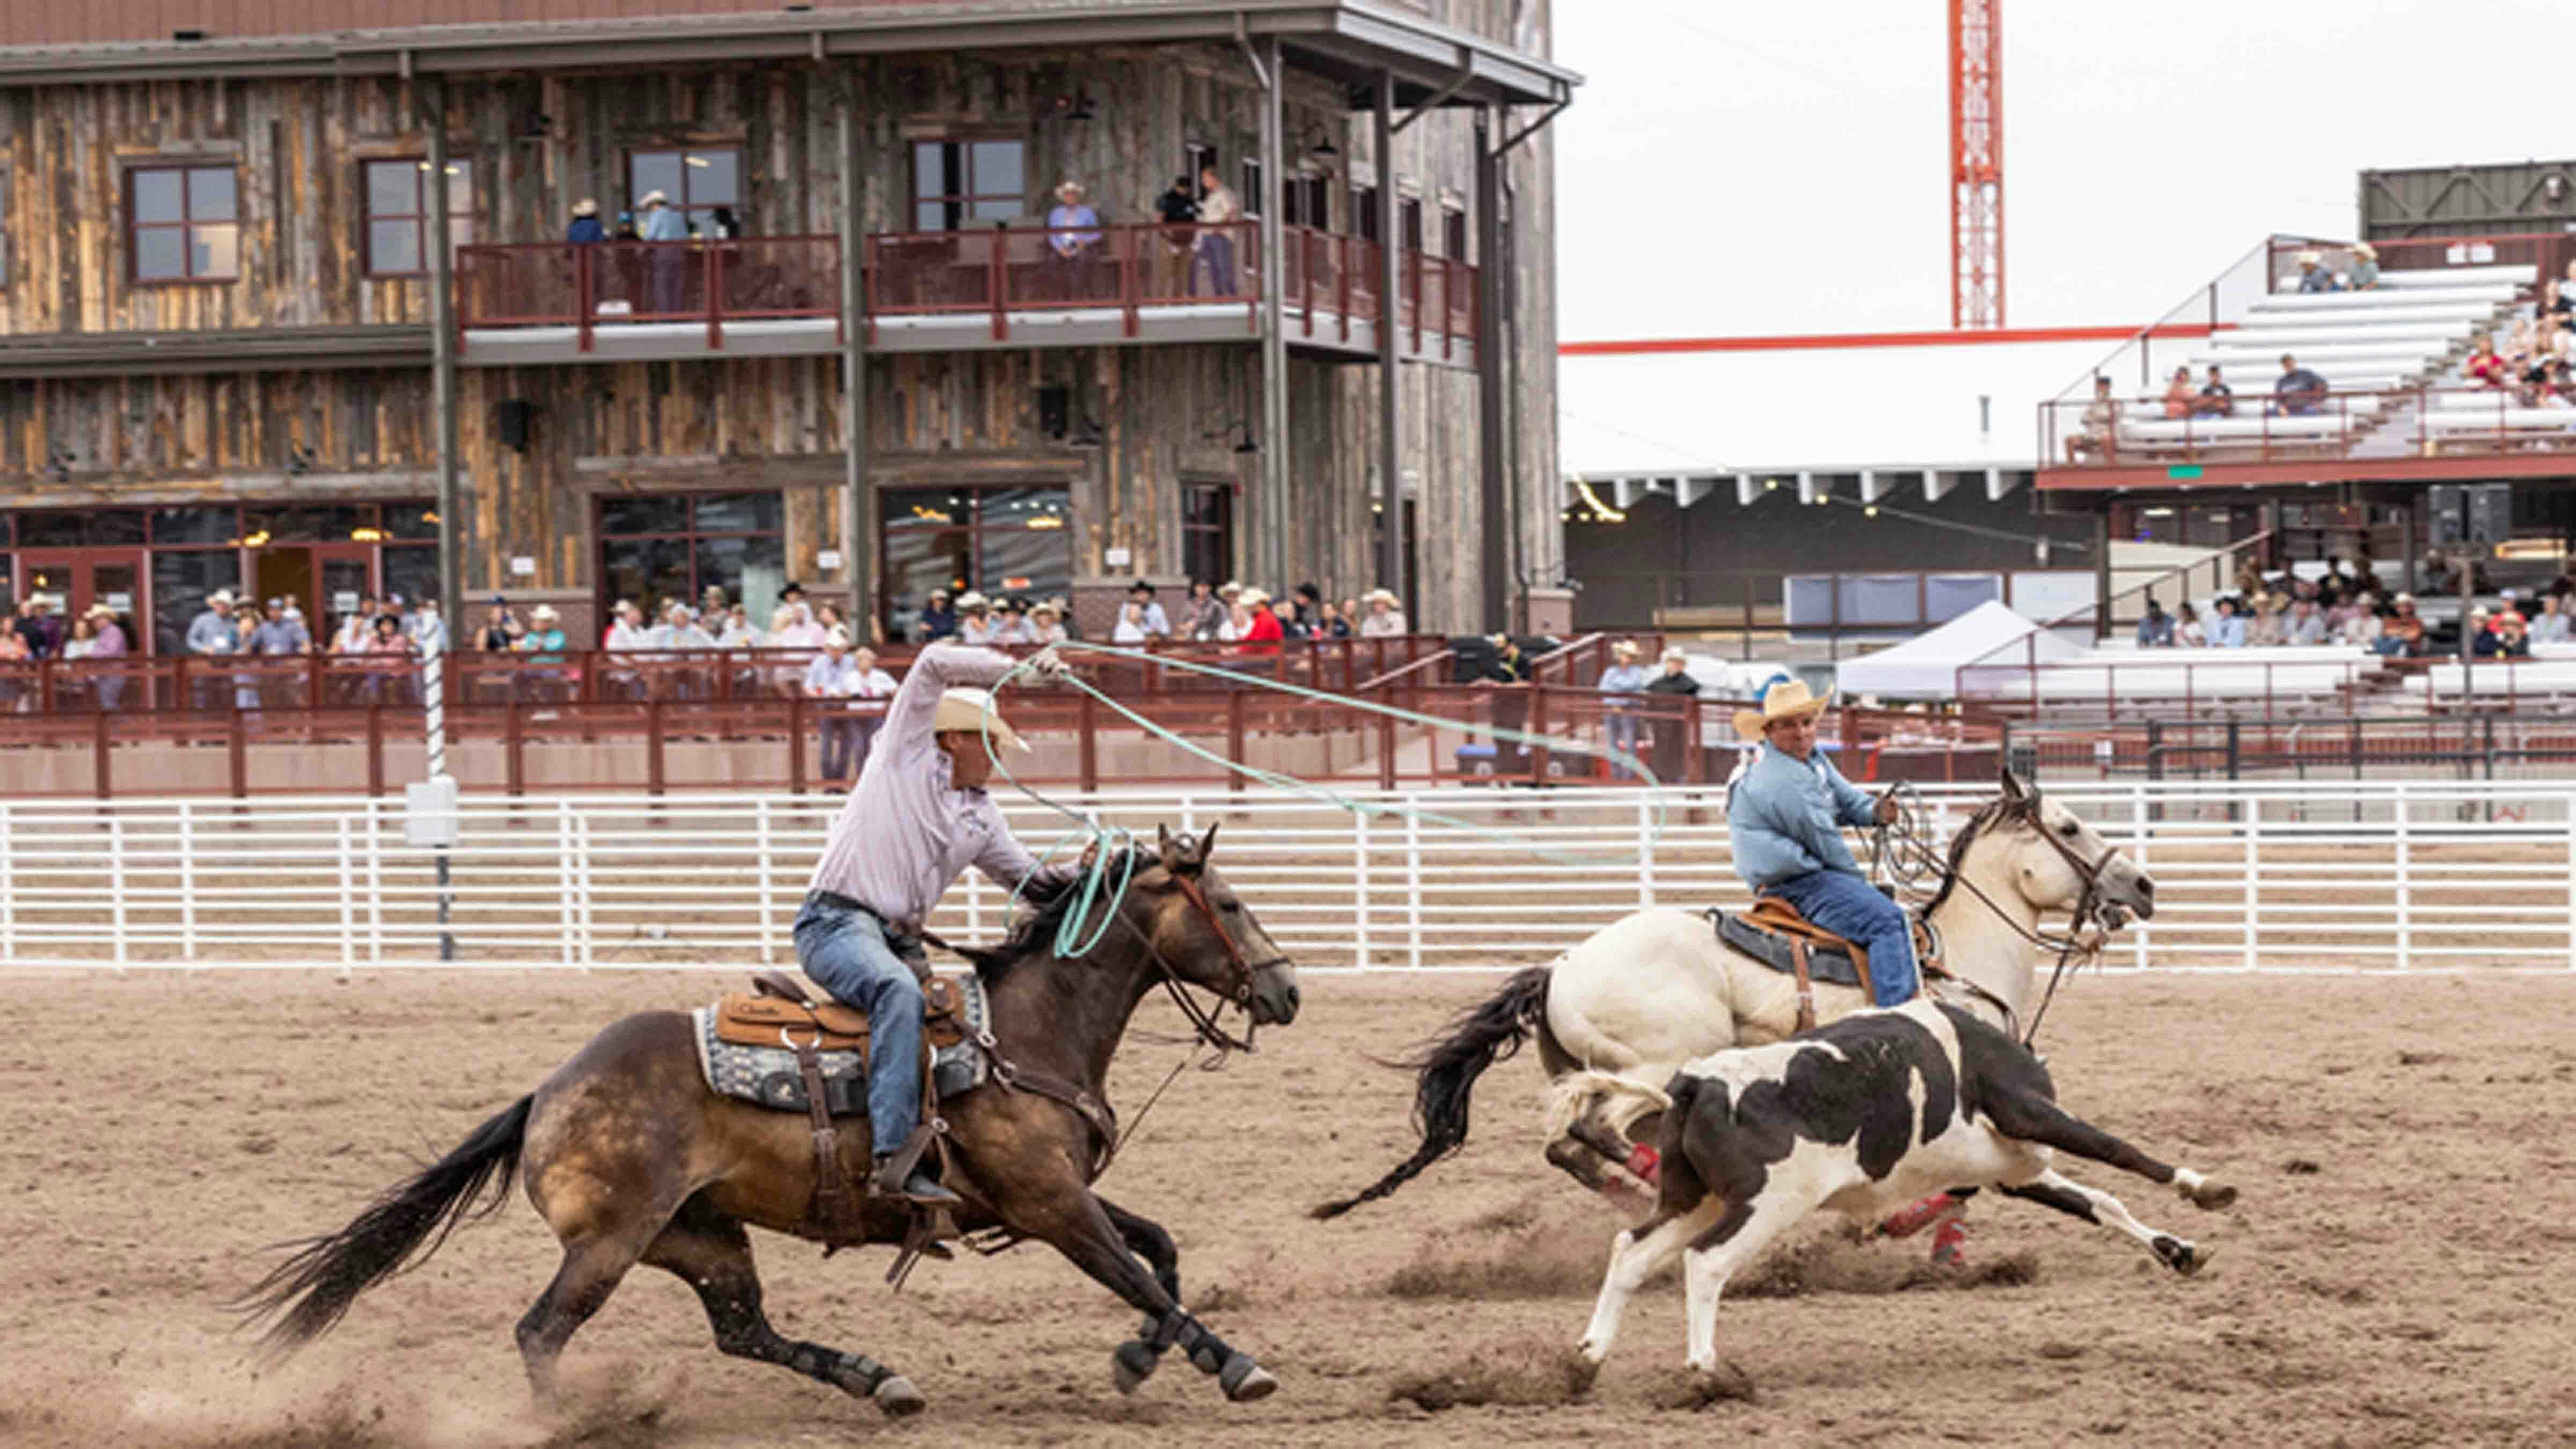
793, 895, 928, 1153
1605, 711, 1643, 779
1767, 868, 1919, 1008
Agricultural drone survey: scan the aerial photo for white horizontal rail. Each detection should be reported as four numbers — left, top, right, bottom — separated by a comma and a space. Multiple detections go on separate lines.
0, 782, 2572, 975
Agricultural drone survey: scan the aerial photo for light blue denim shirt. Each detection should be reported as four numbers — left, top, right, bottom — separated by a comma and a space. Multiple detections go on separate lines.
1726, 740, 1877, 889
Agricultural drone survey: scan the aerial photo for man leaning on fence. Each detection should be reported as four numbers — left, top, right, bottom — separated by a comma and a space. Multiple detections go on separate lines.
1724, 678, 1915, 1008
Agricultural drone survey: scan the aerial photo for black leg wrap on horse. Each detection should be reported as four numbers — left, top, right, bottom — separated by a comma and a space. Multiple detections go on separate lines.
787, 1342, 889, 1394
1145, 1307, 1234, 1375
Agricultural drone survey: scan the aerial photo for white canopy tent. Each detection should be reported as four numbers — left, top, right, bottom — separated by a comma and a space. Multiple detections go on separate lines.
1835, 601, 2085, 701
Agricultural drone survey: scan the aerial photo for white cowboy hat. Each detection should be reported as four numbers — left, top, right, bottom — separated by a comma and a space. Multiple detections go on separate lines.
1238, 588, 1269, 606
955, 591, 989, 611
84, 603, 118, 619
2295, 248, 2323, 266
1661, 646, 1688, 663
207, 589, 235, 607
2353, 241, 2377, 259
1218, 580, 1242, 596
1735, 677, 1834, 742
1362, 587, 1399, 606
529, 604, 560, 623
572, 198, 599, 217
639, 189, 671, 207
1029, 600, 1060, 619
1611, 639, 1641, 658
932, 687, 1030, 752
1055, 178, 1086, 197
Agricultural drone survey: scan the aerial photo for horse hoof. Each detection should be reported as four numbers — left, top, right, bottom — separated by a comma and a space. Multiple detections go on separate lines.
2153, 1234, 2208, 1276
873, 1375, 926, 1417
2186, 1180, 2237, 1211
1218, 1353, 1278, 1403
1113, 1340, 1160, 1395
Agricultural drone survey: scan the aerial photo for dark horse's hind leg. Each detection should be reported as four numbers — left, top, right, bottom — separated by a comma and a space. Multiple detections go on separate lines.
641, 1196, 925, 1417
1099, 1197, 1184, 1390
515, 1223, 656, 1408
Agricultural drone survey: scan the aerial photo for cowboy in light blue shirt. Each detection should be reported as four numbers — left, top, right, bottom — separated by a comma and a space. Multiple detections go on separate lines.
2209, 597, 2248, 649
1725, 679, 1915, 1007
1597, 640, 1654, 779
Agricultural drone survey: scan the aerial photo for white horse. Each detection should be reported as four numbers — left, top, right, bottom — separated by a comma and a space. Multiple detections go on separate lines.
1312, 769, 2158, 1234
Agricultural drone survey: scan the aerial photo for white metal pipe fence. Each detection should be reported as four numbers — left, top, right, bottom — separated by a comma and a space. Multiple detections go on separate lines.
2, 782, 2573, 974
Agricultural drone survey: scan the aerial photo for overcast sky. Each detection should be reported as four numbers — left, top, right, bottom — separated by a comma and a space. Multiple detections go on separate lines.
1553, 0, 2573, 343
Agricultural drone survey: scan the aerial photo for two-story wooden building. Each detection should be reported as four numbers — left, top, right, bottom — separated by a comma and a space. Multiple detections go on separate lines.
0, 0, 1571, 653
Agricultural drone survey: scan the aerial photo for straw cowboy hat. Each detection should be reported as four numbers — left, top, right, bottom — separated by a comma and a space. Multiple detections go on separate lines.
931, 687, 1029, 752
1611, 639, 1641, 659
207, 589, 235, 608
1029, 599, 1060, 619
955, 591, 990, 611
1362, 587, 1399, 607
84, 602, 118, 619
572, 198, 599, 217
639, 189, 671, 207
1218, 580, 1243, 596
1735, 677, 1834, 742
2294, 248, 2323, 266
2353, 241, 2378, 259
1237, 587, 1269, 606
529, 604, 560, 623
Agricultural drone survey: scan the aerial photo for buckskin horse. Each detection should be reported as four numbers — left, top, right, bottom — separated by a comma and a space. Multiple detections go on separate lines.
1313, 769, 2157, 1245
244, 828, 1299, 1418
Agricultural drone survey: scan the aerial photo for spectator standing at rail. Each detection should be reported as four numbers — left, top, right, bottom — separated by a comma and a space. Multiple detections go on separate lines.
989, 597, 1035, 646
1292, 583, 1325, 633
1128, 580, 1170, 639
2209, 596, 2248, 649
605, 599, 652, 651
1270, 591, 1307, 641
917, 589, 957, 643
1027, 600, 1069, 646
1154, 175, 1198, 297
1182, 580, 1227, 640
807, 626, 868, 787
566, 198, 604, 245
408, 598, 448, 655
1044, 180, 1101, 300
2162, 366, 2196, 420
1233, 588, 1283, 654
639, 189, 689, 312
2136, 598, 2176, 647
2273, 355, 2329, 416
13, 595, 60, 658
1111, 598, 1152, 643
954, 592, 995, 645
1476, 631, 1534, 775
479, 598, 522, 653
1194, 165, 1241, 295
1598, 639, 1653, 780
1315, 599, 1352, 639
1358, 587, 1408, 637
2193, 364, 2235, 419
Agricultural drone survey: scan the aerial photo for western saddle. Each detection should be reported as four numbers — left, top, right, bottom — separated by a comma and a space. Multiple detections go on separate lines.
1725, 895, 1943, 1034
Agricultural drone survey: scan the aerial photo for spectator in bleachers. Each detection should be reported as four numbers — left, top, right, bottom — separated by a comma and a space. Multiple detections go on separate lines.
2468, 609, 2499, 657
1128, 581, 1170, 639
2135, 597, 2175, 648
2494, 611, 2534, 658
2285, 598, 2326, 646
2376, 594, 2426, 657
771, 603, 827, 650
2535, 594, 2571, 645
1359, 587, 1408, 637
2246, 593, 2287, 648
2468, 335, 2511, 391
2337, 593, 2383, 648
2195, 364, 2236, 418
2272, 354, 2328, 416
917, 589, 957, 643
2546, 279, 2574, 330
2162, 366, 2196, 420
954, 591, 994, 645
2173, 602, 2207, 647
2348, 242, 2380, 290
2294, 249, 2336, 294
2209, 596, 2248, 649
2066, 376, 2117, 462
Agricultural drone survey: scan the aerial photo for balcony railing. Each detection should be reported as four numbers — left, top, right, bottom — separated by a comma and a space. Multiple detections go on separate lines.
455, 222, 1478, 355
2042, 384, 2576, 470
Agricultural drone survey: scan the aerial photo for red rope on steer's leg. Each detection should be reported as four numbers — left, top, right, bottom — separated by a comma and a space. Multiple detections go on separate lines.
1624, 1144, 1661, 1184
1881, 1191, 1959, 1239
1931, 1217, 1969, 1268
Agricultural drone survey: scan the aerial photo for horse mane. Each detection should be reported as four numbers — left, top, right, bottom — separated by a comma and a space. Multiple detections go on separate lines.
1916, 792, 2041, 921
954, 847, 1163, 984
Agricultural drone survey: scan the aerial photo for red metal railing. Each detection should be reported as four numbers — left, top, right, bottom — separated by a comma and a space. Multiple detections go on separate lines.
453, 236, 846, 355
457, 223, 1479, 354
0, 683, 2010, 800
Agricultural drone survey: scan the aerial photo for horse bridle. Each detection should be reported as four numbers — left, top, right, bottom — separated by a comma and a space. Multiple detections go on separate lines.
1117, 867, 1291, 1057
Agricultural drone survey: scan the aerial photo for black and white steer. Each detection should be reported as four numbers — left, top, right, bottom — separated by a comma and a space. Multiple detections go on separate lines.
1577, 999, 2236, 1377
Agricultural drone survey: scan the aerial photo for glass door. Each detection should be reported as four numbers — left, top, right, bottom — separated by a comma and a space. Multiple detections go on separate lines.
311, 543, 379, 651
17, 550, 145, 650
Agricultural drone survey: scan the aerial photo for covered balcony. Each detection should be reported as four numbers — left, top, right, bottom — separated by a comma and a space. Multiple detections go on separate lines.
453, 223, 1476, 369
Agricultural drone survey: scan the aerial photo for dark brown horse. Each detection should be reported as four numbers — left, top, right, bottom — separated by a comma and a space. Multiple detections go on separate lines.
244, 826, 1300, 1418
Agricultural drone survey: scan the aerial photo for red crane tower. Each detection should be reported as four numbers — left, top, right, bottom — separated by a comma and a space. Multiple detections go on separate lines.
1949, 0, 2003, 328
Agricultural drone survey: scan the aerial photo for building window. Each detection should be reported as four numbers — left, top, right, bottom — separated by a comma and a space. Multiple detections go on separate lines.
1399, 196, 1424, 253
1284, 174, 1330, 229
910, 138, 1026, 231
127, 164, 239, 283
881, 485, 1072, 640
362, 158, 475, 277
1239, 158, 1264, 218
1181, 483, 1234, 589
1184, 143, 1216, 199
598, 491, 787, 630
1443, 204, 1469, 261
1352, 184, 1380, 243
627, 147, 742, 236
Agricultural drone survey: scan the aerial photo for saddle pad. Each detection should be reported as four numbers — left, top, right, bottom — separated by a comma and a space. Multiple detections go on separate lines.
1712, 909, 1870, 991
692, 974, 991, 1117
712, 975, 969, 1052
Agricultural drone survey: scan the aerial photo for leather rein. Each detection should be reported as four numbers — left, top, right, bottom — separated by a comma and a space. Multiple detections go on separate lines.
1874, 785, 2120, 1047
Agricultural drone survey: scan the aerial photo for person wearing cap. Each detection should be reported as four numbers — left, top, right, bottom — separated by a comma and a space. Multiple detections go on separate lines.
918, 588, 958, 643
1128, 580, 1170, 639
799, 639, 1075, 1208
1358, 587, 1407, 638
1726, 678, 1913, 1007
954, 591, 994, 646
1044, 179, 1102, 299
566, 198, 604, 246
1476, 632, 1532, 771
1598, 640, 1653, 779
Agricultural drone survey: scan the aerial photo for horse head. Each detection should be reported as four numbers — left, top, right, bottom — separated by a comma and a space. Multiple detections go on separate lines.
1133, 823, 1302, 1026
1989, 766, 2156, 928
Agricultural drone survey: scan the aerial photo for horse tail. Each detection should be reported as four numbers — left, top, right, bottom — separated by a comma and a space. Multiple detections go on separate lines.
1310, 964, 1554, 1219
238, 1094, 533, 1353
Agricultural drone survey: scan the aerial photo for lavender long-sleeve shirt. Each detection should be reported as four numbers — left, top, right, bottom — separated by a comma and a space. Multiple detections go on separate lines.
804, 643, 1072, 929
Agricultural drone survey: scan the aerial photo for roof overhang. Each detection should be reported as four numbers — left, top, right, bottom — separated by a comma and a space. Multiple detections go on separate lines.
0, 1, 1578, 109
1569, 463, 2039, 512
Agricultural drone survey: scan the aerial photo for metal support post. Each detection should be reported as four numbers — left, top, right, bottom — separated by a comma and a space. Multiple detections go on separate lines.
1375, 71, 1406, 614
425, 79, 464, 636
1257, 39, 1290, 589
836, 76, 875, 639
1474, 106, 1510, 632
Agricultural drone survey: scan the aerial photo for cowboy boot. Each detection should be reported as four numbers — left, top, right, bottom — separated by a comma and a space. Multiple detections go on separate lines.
870, 1152, 961, 1209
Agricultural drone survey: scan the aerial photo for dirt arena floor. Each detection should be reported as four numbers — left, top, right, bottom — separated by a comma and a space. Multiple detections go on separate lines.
4, 969, 2574, 1448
